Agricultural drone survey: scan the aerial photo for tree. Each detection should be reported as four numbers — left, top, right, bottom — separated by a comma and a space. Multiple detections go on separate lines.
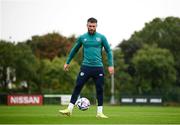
0, 41, 38, 93
40, 57, 80, 93
132, 44, 176, 96
113, 49, 134, 96
118, 17, 180, 102
119, 17, 180, 84
0, 41, 17, 88
101, 48, 133, 99
27, 32, 75, 60
14, 43, 39, 93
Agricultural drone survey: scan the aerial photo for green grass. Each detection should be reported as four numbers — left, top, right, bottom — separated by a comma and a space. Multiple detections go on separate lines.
0, 105, 180, 124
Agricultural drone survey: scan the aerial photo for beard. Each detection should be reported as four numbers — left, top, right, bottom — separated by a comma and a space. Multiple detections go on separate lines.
88, 29, 96, 35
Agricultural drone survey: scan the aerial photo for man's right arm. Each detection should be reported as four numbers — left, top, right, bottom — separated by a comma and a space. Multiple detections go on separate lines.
65, 36, 82, 65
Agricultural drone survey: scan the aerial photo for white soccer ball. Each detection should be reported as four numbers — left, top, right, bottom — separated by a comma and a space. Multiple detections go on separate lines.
76, 97, 90, 111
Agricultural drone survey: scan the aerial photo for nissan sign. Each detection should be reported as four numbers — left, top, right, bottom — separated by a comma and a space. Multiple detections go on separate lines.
8, 95, 43, 105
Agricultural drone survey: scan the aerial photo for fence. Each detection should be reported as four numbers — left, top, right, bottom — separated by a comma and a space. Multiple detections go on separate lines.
0, 94, 165, 105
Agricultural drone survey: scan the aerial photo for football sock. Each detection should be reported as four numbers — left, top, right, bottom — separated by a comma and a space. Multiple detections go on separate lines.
97, 106, 103, 113
68, 103, 74, 112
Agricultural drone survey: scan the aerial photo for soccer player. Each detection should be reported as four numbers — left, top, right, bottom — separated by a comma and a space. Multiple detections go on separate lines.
59, 17, 114, 118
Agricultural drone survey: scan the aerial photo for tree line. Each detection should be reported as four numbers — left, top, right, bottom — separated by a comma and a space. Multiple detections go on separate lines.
0, 16, 180, 102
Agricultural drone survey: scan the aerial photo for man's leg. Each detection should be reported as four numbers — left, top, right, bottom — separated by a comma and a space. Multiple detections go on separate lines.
59, 67, 90, 116
94, 75, 104, 107
93, 68, 108, 118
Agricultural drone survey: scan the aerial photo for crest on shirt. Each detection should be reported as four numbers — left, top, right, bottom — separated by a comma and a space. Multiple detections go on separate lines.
80, 72, 85, 76
96, 37, 101, 42
83, 38, 87, 42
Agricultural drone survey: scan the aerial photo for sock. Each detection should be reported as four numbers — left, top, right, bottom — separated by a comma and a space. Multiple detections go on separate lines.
67, 103, 74, 112
97, 106, 103, 114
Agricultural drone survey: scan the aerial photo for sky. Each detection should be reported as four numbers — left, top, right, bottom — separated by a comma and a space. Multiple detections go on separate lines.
0, 0, 180, 48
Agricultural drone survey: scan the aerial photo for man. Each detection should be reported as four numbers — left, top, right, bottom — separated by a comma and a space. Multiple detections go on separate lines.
59, 17, 114, 118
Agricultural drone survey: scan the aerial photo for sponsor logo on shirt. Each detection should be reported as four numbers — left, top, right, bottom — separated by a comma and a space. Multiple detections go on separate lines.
99, 73, 103, 76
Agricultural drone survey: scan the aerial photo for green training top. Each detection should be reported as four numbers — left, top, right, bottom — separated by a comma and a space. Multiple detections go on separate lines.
66, 32, 113, 67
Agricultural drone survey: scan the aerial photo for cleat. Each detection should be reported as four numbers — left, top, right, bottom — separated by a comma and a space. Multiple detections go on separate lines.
96, 113, 108, 118
59, 108, 72, 116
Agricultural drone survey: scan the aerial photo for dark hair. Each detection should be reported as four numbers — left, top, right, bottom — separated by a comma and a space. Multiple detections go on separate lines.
87, 17, 97, 23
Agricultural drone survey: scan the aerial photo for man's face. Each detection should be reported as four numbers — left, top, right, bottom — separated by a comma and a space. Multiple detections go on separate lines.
87, 22, 97, 35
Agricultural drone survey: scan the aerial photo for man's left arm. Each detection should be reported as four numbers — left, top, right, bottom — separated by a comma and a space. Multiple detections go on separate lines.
102, 36, 114, 75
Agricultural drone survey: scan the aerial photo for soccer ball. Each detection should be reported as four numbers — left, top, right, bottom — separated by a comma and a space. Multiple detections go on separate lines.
76, 97, 90, 111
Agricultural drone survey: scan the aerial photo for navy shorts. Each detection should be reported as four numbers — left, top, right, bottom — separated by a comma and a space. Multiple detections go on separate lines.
70, 65, 104, 106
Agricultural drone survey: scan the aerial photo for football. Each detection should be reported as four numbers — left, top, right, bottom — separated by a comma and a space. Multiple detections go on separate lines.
76, 97, 90, 111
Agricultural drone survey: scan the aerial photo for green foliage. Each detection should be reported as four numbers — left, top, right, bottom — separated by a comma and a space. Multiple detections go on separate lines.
40, 57, 80, 94
0, 33, 79, 94
0, 41, 17, 89
118, 16, 180, 102
0, 41, 17, 67
15, 43, 38, 82
113, 49, 134, 96
15, 43, 39, 93
132, 44, 176, 95
0, 41, 39, 93
119, 16, 180, 62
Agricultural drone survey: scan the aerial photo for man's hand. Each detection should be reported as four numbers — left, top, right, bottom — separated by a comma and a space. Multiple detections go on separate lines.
64, 63, 69, 71
108, 66, 114, 75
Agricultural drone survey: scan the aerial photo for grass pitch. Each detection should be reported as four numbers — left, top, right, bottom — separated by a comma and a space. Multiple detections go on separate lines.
0, 105, 180, 124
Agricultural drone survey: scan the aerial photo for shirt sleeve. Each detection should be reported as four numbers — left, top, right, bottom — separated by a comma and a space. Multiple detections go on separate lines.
66, 36, 82, 64
102, 35, 113, 66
